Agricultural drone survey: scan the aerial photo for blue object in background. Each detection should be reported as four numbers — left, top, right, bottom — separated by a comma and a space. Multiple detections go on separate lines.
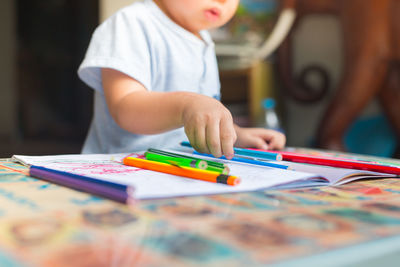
344, 114, 397, 157
239, 0, 277, 14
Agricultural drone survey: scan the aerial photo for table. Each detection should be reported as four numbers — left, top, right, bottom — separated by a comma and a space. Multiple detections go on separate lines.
1, 153, 400, 267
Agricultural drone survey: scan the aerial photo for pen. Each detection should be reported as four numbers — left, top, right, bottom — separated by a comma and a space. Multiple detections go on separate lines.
180, 141, 283, 161
123, 157, 240, 186
29, 165, 135, 204
192, 151, 290, 170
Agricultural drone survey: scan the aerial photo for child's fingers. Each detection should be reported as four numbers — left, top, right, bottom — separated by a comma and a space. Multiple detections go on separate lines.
184, 127, 194, 148
264, 132, 286, 150
193, 125, 209, 154
220, 118, 236, 159
251, 138, 269, 150
185, 124, 207, 154
244, 129, 285, 150
206, 120, 222, 158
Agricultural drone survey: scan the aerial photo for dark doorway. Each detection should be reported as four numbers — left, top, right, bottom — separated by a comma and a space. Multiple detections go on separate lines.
15, 0, 98, 155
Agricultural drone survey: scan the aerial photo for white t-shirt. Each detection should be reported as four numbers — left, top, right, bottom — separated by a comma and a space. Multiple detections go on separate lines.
78, 0, 220, 153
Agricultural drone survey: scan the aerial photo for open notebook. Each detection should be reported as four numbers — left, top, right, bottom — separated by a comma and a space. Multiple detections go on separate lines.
12, 151, 398, 200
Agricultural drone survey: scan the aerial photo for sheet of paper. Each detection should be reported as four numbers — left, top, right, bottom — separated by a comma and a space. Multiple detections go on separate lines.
12, 153, 323, 200
285, 161, 398, 185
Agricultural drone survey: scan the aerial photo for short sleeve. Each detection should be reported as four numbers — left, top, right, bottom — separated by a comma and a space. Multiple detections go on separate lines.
78, 8, 152, 92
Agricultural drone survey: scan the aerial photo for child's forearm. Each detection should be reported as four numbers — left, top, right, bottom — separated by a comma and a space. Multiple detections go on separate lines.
102, 68, 203, 135
113, 90, 196, 134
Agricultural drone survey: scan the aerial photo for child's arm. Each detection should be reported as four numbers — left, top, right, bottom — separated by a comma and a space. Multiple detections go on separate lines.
234, 124, 286, 150
102, 68, 236, 159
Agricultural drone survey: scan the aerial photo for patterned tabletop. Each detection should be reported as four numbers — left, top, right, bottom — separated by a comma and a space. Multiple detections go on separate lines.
1, 156, 400, 267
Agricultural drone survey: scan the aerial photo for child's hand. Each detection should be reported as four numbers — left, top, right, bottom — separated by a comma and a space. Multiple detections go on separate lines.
182, 95, 237, 159
234, 126, 286, 150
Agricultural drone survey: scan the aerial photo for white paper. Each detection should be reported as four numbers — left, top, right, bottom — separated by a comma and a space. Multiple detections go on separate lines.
285, 161, 398, 185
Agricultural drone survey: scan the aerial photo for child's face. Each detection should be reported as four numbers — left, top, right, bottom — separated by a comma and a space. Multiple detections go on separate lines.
154, 0, 239, 37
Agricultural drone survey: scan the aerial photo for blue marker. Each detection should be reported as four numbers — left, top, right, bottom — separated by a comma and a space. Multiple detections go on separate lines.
192, 151, 290, 170
180, 141, 283, 161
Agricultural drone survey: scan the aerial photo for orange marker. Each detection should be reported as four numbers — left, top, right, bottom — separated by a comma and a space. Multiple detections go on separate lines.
123, 157, 240, 186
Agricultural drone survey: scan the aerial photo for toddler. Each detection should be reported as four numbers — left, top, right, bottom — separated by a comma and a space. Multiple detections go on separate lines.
78, 0, 286, 159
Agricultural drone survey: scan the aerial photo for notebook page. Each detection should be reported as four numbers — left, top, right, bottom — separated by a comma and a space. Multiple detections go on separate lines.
285, 161, 398, 185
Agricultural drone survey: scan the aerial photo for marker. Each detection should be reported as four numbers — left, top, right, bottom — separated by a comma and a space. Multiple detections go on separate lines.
147, 148, 230, 174
193, 151, 290, 170
250, 149, 400, 175
145, 151, 208, 170
180, 141, 282, 161
123, 157, 240, 186
204, 164, 230, 175
234, 147, 283, 161
29, 165, 135, 205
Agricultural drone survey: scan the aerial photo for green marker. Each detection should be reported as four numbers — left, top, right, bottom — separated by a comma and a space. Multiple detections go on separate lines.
145, 152, 208, 170
205, 164, 230, 175
147, 148, 230, 174
147, 148, 225, 167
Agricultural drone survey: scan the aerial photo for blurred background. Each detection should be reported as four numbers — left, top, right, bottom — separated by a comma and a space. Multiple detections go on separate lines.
0, 0, 398, 158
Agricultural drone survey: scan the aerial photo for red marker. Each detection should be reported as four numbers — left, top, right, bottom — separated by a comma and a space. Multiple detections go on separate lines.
250, 149, 400, 176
